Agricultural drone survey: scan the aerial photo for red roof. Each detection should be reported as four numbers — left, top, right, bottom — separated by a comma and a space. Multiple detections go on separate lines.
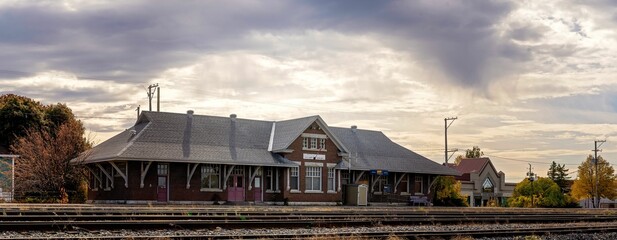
449, 158, 490, 181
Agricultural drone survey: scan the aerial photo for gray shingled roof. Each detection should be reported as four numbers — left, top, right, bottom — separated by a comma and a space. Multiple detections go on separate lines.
271, 116, 317, 151
76, 111, 296, 167
77, 111, 458, 176
329, 127, 460, 176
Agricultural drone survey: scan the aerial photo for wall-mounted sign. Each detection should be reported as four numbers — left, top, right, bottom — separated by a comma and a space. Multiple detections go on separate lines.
370, 169, 389, 176
303, 153, 326, 160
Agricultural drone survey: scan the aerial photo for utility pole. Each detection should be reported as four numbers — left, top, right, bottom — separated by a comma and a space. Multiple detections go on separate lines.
147, 83, 159, 111
593, 140, 606, 208
527, 163, 536, 207
444, 117, 458, 164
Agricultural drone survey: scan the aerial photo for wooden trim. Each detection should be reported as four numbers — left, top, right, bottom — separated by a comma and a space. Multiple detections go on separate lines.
140, 161, 153, 188
96, 163, 114, 189
223, 165, 235, 190
371, 175, 381, 193
110, 161, 128, 188
88, 167, 103, 189
354, 171, 366, 184
394, 173, 407, 194
248, 166, 261, 190
186, 163, 199, 189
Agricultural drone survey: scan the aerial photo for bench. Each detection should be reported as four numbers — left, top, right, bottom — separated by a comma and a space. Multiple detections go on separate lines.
408, 196, 430, 206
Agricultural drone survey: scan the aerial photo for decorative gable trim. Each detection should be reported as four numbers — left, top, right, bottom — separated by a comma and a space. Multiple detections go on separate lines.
274, 115, 349, 154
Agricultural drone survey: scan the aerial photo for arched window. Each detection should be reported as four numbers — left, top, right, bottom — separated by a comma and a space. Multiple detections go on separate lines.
482, 178, 494, 193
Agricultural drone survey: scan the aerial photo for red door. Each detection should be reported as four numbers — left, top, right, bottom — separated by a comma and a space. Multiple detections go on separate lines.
157, 164, 168, 202
254, 176, 262, 202
227, 175, 245, 202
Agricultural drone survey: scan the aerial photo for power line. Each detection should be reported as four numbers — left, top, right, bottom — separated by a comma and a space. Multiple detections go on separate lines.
484, 154, 579, 166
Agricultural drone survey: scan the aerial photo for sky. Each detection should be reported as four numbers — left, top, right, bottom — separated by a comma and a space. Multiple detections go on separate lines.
2, 0, 617, 182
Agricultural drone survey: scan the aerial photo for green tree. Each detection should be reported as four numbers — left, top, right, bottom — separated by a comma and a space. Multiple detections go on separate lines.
508, 177, 576, 208
0, 94, 88, 152
454, 146, 484, 165
570, 155, 617, 208
430, 176, 468, 207
465, 146, 484, 158
0, 94, 47, 150
547, 161, 570, 193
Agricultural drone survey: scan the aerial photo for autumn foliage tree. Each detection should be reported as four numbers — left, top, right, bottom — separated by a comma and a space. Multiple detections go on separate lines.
11, 120, 89, 203
570, 155, 617, 208
430, 176, 468, 206
2, 94, 91, 203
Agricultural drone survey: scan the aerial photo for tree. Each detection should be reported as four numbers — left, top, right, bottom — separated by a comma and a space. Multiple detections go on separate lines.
454, 146, 484, 165
11, 120, 90, 203
0, 94, 46, 150
547, 161, 570, 193
430, 176, 468, 206
465, 146, 484, 158
0, 94, 84, 152
570, 155, 617, 208
508, 177, 576, 208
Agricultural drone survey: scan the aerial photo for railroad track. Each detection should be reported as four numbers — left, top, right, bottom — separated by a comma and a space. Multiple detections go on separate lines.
1, 204, 617, 239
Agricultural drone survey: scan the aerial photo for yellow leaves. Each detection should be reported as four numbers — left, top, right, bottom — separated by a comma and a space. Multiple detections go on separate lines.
571, 155, 617, 202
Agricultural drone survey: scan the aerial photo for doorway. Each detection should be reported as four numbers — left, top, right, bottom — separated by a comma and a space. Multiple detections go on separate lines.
157, 163, 168, 202
254, 176, 262, 202
227, 167, 245, 202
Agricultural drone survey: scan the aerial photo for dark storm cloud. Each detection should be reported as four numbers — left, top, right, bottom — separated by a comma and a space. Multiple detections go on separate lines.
0, 0, 535, 91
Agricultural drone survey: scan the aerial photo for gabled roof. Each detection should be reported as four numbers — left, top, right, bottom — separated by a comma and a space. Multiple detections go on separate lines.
76, 111, 459, 176
271, 115, 348, 153
75, 111, 296, 167
450, 157, 495, 181
329, 127, 460, 176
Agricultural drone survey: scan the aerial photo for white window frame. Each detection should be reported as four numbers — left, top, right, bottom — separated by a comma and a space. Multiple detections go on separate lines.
290, 167, 300, 192
200, 164, 222, 191
401, 174, 410, 195
319, 138, 326, 151
305, 166, 322, 193
310, 138, 318, 150
265, 167, 280, 193
327, 167, 335, 193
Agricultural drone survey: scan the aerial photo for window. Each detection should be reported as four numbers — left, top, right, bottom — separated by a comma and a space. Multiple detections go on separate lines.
302, 135, 327, 151
265, 167, 279, 191
90, 168, 102, 191
305, 166, 322, 191
290, 167, 299, 191
415, 176, 423, 194
327, 168, 335, 192
341, 172, 350, 185
157, 164, 168, 176
401, 175, 409, 193
483, 178, 494, 193
310, 138, 317, 149
374, 176, 388, 193
201, 164, 221, 189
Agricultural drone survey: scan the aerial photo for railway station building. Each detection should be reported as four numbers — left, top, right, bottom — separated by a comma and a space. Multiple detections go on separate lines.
75, 111, 459, 204
448, 158, 516, 207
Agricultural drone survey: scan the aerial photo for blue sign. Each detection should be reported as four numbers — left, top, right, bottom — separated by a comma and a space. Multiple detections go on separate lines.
370, 169, 389, 176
